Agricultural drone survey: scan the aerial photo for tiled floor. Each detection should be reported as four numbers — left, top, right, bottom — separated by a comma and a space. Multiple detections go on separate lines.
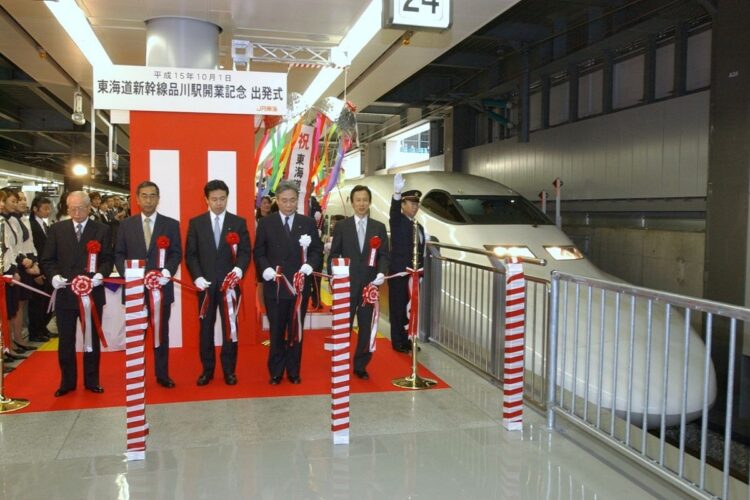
0, 342, 673, 499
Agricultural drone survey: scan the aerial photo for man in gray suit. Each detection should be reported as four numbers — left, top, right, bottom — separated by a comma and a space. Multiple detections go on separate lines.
115, 181, 182, 388
328, 184, 389, 380
185, 180, 251, 386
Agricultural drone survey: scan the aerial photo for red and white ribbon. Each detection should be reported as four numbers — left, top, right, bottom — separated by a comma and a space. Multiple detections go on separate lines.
502, 257, 525, 431
220, 271, 241, 342
156, 236, 170, 269
70, 275, 107, 352
124, 259, 148, 460
405, 267, 423, 341
143, 270, 164, 349
367, 236, 381, 267
361, 283, 379, 352
324, 258, 351, 445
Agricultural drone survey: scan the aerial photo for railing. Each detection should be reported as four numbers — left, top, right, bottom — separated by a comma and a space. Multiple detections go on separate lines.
546, 271, 748, 500
422, 242, 550, 408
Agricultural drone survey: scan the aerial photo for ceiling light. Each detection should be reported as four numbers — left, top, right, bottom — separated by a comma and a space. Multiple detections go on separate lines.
44, 0, 112, 68
71, 163, 88, 177
302, 0, 381, 107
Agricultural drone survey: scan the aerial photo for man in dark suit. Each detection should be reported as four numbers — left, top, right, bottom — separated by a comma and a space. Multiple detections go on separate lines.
115, 181, 182, 388
41, 191, 113, 397
255, 180, 323, 385
28, 195, 53, 342
328, 184, 389, 380
185, 179, 251, 386
388, 173, 425, 353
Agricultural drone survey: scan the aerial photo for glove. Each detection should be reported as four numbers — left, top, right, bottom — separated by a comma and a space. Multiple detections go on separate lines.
324, 241, 331, 253
159, 269, 171, 286
394, 173, 405, 194
231, 267, 243, 280
194, 277, 211, 291
52, 275, 68, 289
299, 263, 313, 276
262, 267, 276, 282
92, 273, 103, 287
372, 273, 385, 286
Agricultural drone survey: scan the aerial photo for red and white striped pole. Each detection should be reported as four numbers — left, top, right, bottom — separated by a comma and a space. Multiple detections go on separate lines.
502, 257, 526, 431
324, 258, 351, 445
124, 259, 149, 460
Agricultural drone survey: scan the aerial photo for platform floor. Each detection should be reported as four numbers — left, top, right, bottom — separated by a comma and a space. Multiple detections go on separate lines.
0, 341, 675, 499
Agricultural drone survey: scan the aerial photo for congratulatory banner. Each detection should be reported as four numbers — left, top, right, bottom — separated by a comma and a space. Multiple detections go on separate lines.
94, 65, 287, 115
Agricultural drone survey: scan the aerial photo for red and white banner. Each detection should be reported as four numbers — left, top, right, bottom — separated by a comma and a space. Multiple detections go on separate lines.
324, 258, 351, 445
502, 258, 525, 431
286, 124, 314, 215
124, 260, 149, 460
130, 112, 257, 350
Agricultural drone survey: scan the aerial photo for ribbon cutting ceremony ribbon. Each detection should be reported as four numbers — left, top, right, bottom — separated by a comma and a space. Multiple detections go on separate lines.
361, 282, 380, 352
405, 267, 424, 341
143, 270, 165, 349
220, 271, 241, 342
70, 275, 108, 351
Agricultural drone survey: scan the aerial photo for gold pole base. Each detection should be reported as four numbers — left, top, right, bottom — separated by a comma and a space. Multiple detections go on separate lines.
392, 374, 437, 390
0, 396, 30, 413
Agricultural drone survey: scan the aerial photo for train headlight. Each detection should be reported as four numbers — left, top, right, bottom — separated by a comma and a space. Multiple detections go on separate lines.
544, 245, 584, 260
488, 245, 537, 259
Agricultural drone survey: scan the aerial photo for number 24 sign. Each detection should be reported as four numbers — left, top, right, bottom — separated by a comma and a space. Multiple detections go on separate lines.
383, 0, 452, 30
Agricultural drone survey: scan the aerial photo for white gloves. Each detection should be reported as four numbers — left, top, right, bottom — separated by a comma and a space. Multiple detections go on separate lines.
372, 273, 385, 286
324, 241, 332, 253
52, 275, 68, 289
394, 173, 405, 194
159, 269, 171, 286
92, 273, 103, 287
231, 267, 243, 279
194, 277, 211, 291
299, 263, 313, 276
262, 267, 276, 282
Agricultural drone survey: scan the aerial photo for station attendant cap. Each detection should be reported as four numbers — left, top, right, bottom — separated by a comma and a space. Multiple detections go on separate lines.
401, 189, 422, 202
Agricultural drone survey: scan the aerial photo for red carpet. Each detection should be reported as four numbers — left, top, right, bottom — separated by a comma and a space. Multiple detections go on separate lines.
3, 330, 448, 414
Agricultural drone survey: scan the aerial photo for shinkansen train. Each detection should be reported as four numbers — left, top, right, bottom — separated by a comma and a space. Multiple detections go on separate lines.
324, 172, 717, 428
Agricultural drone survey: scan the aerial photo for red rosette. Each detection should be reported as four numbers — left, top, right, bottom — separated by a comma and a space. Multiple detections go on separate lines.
220, 271, 240, 292
225, 232, 240, 245
156, 236, 170, 249
70, 275, 93, 296
369, 236, 381, 249
293, 272, 305, 294
144, 270, 163, 291
367, 236, 381, 267
86, 240, 101, 254
362, 283, 379, 305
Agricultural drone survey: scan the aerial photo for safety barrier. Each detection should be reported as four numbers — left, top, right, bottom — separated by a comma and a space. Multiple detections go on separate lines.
546, 271, 748, 499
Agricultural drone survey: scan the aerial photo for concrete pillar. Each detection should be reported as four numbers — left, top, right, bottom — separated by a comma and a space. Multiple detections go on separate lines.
145, 17, 221, 69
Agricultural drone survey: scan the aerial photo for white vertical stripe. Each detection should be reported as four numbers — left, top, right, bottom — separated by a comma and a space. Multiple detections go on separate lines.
207, 151, 237, 214
149, 149, 183, 348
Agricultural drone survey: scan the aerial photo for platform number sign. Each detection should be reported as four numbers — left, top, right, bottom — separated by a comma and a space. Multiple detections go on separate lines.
383, 0, 452, 30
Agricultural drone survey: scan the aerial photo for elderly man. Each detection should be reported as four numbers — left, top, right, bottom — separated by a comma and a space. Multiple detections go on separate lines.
41, 191, 113, 397
254, 180, 323, 385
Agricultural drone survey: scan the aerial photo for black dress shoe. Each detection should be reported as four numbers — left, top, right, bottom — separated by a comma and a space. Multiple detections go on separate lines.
394, 346, 410, 353
288, 376, 301, 384
157, 377, 176, 388
28, 335, 50, 342
224, 374, 237, 385
269, 376, 282, 385
196, 373, 213, 386
354, 370, 369, 380
54, 388, 71, 397
86, 385, 104, 393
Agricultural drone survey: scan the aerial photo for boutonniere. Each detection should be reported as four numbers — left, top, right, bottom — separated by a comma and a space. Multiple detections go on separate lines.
368, 236, 381, 267
86, 240, 101, 273
299, 234, 311, 262
226, 231, 239, 263
156, 236, 170, 268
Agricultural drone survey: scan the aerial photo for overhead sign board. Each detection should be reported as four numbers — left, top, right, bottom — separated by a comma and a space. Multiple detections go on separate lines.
383, 0, 452, 30
93, 64, 287, 115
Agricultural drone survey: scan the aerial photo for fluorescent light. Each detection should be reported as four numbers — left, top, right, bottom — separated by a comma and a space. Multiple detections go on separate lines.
45, 0, 112, 68
71, 163, 88, 176
302, 0, 382, 107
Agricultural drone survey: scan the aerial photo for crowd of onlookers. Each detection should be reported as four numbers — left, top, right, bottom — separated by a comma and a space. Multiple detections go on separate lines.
1, 188, 129, 374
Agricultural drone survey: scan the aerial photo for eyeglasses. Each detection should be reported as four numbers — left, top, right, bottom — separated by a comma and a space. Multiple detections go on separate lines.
68, 206, 88, 213
277, 197, 298, 204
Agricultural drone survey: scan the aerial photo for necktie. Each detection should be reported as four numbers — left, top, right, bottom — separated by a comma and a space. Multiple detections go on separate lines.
76, 223, 83, 242
143, 217, 152, 247
42, 220, 48, 234
213, 216, 221, 248
357, 219, 365, 251
284, 216, 292, 237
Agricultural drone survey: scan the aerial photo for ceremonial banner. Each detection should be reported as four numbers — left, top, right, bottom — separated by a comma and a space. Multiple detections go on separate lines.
285, 124, 315, 215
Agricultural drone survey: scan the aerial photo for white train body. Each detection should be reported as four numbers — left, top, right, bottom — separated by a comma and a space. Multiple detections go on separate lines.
325, 172, 716, 427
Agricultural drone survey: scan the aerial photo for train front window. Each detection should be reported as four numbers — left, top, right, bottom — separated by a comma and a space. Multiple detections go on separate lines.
452, 195, 553, 225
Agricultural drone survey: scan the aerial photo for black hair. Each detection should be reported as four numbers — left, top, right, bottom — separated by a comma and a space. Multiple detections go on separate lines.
204, 179, 229, 198
349, 185, 371, 203
31, 195, 52, 210
136, 181, 160, 196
